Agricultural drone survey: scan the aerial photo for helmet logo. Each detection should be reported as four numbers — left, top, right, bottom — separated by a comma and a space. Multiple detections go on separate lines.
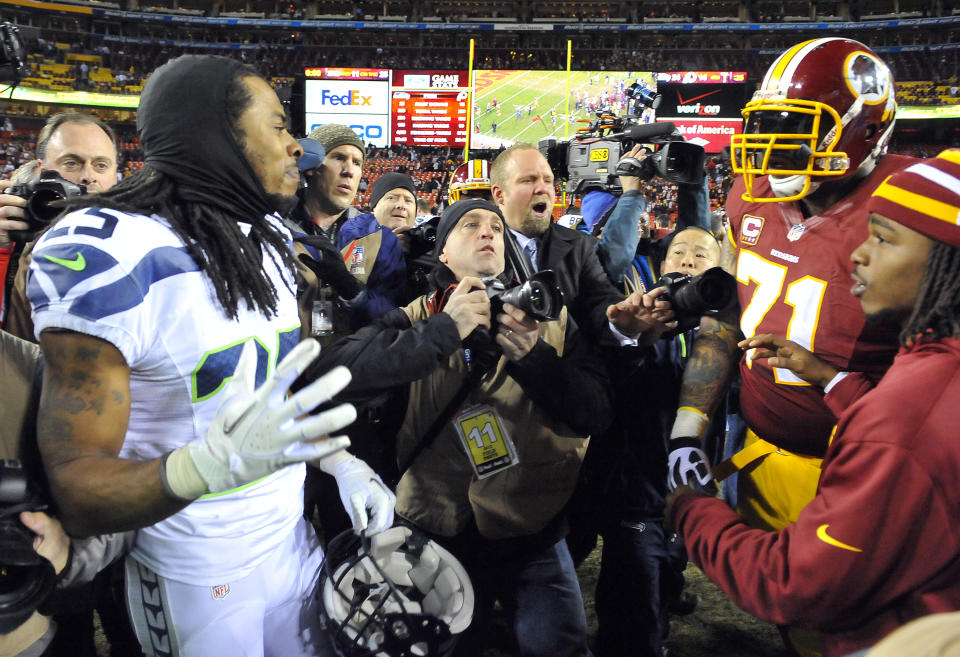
845, 52, 890, 105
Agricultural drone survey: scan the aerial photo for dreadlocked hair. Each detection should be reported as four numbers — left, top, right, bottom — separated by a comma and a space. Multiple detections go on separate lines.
901, 240, 960, 346
56, 165, 296, 320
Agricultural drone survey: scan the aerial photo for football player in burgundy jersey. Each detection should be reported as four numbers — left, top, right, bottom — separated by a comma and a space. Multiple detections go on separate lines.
664, 38, 923, 656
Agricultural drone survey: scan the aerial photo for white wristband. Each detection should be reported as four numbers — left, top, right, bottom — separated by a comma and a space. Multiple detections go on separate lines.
162, 448, 208, 501
670, 407, 710, 441
823, 371, 850, 394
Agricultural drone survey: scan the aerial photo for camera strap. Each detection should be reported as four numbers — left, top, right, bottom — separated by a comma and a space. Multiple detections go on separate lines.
397, 367, 485, 477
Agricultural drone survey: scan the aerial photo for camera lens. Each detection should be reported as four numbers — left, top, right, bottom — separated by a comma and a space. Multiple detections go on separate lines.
26, 188, 67, 223
526, 282, 546, 315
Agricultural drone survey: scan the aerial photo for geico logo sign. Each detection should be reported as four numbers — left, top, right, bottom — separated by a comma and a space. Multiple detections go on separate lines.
310, 123, 383, 139
320, 89, 373, 106
676, 103, 721, 115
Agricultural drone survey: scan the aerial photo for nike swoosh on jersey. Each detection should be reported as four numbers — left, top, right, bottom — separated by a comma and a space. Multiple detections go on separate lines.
43, 252, 87, 271
816, 524, 862, 552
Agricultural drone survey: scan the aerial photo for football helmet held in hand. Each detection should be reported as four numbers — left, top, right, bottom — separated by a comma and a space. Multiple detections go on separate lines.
320, 525, 474, 657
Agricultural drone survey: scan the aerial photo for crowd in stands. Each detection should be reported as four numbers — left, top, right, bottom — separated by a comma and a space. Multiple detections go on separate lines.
65, 0, 951, 23
4, 1, 960, 88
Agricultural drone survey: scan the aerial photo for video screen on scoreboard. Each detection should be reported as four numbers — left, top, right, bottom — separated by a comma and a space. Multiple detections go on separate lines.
391, 70, 470, 147
303, 67, 391, 147
471, 70, 657, 149
654, 71, 748, 153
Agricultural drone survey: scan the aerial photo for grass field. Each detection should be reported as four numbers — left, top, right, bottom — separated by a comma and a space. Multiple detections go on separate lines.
471, 69, 657, 149
95, 542, 794, 657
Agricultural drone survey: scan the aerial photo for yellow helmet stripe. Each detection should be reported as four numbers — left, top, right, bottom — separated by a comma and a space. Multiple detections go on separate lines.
764, 39, 818, 89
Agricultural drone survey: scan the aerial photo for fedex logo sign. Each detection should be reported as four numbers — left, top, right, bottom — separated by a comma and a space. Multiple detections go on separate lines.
305, 79, 389, 114
320, 89, 372, 106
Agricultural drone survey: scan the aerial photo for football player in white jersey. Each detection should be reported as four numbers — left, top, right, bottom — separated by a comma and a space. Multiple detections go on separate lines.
27, 55, 394, 657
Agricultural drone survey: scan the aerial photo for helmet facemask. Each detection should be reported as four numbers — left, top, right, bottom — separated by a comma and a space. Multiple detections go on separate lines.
320, 526, 475, 657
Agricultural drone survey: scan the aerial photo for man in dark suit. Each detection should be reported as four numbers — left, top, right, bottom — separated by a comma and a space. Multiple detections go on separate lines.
489, 143, 663, 344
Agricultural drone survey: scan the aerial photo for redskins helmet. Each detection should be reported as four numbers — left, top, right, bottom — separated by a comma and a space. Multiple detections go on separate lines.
448, 160, 492, 202
320, 525, 474, 657
730, 38, 896, 203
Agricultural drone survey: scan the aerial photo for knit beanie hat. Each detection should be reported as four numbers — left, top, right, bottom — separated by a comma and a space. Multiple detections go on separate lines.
307, 124, 365, 160
433, 199, 504, 258
369, 173, 416, 209
868, 149, 960, 248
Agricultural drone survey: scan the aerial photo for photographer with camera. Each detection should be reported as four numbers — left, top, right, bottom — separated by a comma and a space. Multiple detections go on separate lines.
297, 198, 621, 657
569, 223, 732, 657
0, 112, 118, 340
297, 172, 411, 333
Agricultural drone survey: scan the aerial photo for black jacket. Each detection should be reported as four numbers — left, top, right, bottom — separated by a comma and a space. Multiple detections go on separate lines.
537, 223, 625, 344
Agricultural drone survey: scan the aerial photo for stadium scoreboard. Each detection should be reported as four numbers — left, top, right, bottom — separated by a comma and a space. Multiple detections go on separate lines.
391, 90, 470, 147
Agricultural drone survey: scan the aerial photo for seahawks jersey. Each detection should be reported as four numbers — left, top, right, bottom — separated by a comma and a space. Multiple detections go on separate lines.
28, 207, 305, 585
727, 155, 916, 456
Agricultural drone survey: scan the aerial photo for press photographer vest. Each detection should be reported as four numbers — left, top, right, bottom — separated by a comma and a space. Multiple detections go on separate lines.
292, 230, 381, 341
394, 298, 589, 540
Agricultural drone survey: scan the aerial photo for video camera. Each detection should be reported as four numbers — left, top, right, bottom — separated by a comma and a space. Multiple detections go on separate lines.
7, 171, 87, 243
0, 459, 56, 633
539, 88, 706, 194
656, 266, 737, 333
0, 22, 29, 84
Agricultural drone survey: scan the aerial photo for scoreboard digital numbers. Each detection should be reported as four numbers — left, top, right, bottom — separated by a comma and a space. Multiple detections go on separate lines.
392, 90, 470, 147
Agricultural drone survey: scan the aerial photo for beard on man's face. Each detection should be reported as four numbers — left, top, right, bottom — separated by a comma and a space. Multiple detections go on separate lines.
266, 192, 299, 216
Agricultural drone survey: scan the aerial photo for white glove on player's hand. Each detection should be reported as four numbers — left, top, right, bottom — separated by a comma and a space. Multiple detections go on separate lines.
667, 438, 717, 495
166, 339, 356, 498
317, 451, 395, 536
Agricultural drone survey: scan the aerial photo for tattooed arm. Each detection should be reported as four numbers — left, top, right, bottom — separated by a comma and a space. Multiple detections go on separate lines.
673, 235, 743, 435
38, 330, 188, 537
664, 237, 742, 491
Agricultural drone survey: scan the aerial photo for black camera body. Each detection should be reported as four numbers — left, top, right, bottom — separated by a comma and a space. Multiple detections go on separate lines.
406, 215, 440, 260
0, 459, 56, 633
0, 22, 29, 84
657, 266, 737, 333
7, 170, 86, 243
482, 270, 565, 324
539, 119, 706, 195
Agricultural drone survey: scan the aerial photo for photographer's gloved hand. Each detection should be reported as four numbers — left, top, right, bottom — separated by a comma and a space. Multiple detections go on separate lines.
163, 339, 356, 499
0, 179, 29, 249
295, 234, 364, 301
315, 451, 395, 536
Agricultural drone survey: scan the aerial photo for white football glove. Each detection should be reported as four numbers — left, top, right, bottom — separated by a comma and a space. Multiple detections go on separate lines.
667, 438, 716, 495
165, 339, 356, 499
316, 451, 395, 536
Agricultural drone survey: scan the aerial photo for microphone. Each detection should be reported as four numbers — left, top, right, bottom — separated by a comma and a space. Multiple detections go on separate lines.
623, 122, 677, 140
602, 122, 677, 141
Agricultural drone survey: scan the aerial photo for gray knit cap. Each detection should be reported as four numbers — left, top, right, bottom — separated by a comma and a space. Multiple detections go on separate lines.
307, 124, 365, 159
